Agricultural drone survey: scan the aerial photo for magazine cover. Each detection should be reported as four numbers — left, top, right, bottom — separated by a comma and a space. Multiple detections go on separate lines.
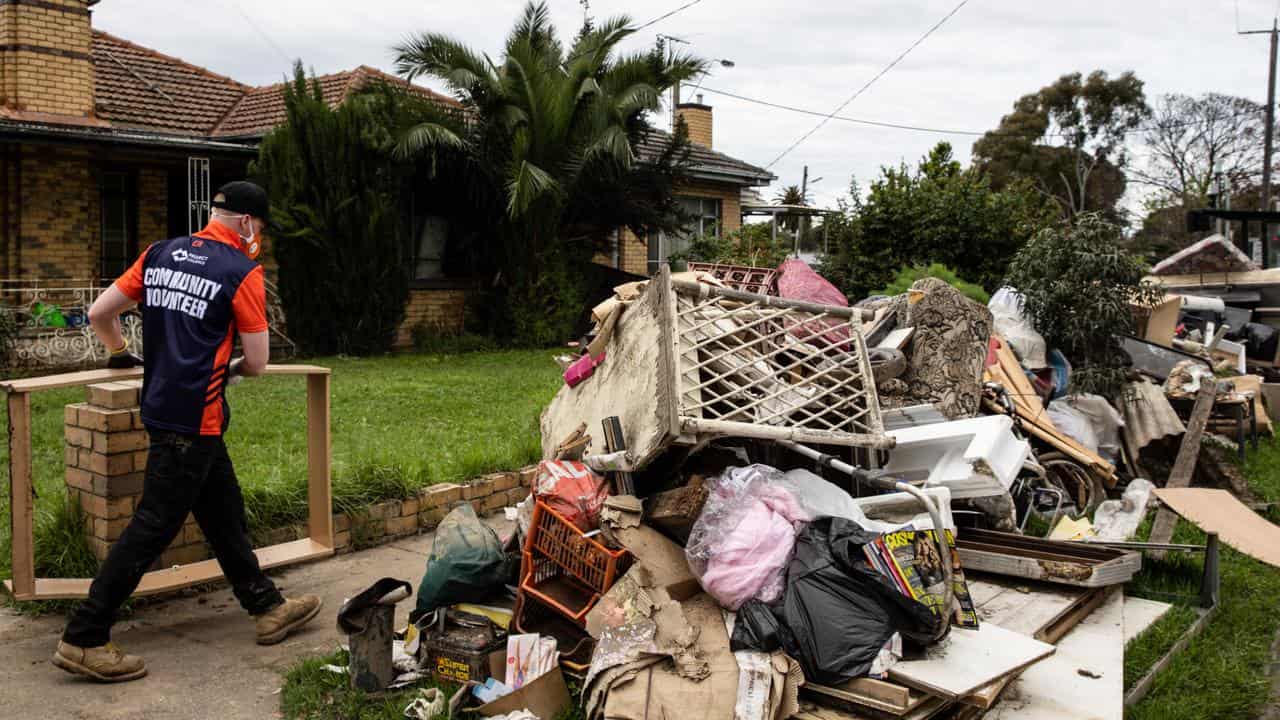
866, 527, 979, 628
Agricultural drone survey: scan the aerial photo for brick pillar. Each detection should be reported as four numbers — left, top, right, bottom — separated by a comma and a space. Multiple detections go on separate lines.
64, 380, 208, 567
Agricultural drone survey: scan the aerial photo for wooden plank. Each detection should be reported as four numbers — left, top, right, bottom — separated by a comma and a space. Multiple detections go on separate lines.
804, 678, 918, 715
1146, 268, 1280, 288
7, 392, 34, 599
0, 367, 142, 393
3, 539, 332, 601
982, 336, 1116, 487
306, 372, 334, 548
0, 363, 330, 393
1149, 378, 1218, 550
888, 623, 1055, 700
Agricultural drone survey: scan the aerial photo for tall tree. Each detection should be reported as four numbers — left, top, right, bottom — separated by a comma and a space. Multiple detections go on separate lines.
973, 70, 1148, 219
393, 2, 703, 345
1134, 93, 1269, 204
1126, 94, 1271, 259
252, 65, 432, 356
819, 142, 1055, 300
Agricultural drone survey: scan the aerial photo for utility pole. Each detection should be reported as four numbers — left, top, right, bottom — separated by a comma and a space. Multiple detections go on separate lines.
1242, 19, 1279, 266
797, 165, 809, 256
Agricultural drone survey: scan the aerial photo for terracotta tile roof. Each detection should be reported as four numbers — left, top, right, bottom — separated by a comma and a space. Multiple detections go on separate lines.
212, 66, 460, 138
91, 30, 247, 135
88, 32, 460, 140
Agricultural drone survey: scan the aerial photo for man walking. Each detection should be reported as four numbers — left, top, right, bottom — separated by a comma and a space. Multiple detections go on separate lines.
53, 181, 321, 682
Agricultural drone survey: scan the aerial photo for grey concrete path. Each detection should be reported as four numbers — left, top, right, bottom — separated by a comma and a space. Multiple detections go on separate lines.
0, 515, 514, 720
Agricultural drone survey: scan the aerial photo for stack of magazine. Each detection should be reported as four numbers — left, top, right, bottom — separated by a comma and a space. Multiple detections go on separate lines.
863, 526, 979, 628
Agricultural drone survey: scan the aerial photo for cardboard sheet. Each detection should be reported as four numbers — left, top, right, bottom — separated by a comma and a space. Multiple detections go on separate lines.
888, 623, 1055, 700
1154, 487, 1280, 568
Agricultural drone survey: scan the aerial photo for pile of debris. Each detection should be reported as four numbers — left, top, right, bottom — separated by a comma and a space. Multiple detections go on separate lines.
345, 247, 1280, 720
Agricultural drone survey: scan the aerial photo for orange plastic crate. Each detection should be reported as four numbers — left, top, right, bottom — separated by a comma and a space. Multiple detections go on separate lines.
519, 501, 630, 625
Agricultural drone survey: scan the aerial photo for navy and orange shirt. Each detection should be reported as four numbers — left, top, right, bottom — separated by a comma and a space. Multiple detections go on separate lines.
114, 222, 267, 436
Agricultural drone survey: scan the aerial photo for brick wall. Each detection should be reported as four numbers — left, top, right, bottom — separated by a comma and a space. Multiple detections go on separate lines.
395, 288, 467, 348
16, 144, 98, 279
605, 180, 744, 277
675, 104, 713, 150
0, 0, 95, 117
64, 382, 534, 565
136, 166, 167, 247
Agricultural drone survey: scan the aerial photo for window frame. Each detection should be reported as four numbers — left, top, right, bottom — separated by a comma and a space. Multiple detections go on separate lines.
99, 170, 138, 282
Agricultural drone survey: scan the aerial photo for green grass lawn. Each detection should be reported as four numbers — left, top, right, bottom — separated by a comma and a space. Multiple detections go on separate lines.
0, 348, 562, 582
1124, 434, 1280, 719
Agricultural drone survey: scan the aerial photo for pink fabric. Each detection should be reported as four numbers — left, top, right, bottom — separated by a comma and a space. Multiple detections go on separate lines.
698, 485, 810, 610
774, 258, 851, 347
775, 258, 849, 308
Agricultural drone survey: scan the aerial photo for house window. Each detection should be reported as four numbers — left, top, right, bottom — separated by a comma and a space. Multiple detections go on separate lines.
647, 196, 722, 275
414, 215, 448, 280
100, 172, 135, 280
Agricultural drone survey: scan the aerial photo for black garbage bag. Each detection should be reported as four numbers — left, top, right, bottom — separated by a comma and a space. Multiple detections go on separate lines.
415, 504, 513, 615
731, 517, 943, 685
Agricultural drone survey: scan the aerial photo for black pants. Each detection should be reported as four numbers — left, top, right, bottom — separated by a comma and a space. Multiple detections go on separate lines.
63, 430, 283, 647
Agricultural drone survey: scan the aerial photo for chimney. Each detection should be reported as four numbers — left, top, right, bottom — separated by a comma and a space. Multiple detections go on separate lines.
0, 0, 96, 118
675, 94, 713, 149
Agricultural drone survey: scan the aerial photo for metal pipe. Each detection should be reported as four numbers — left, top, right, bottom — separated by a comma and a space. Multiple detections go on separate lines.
776, 439, 953, 640
672, 278, 877, 320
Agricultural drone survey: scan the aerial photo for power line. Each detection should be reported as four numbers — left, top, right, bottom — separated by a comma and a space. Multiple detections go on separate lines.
557, 0, 708, 70
224, 0, 293, 66
636, 0, 707, 31
701, 86, 986, 136
765, 0, 971, 168
700, 84, 1269, 140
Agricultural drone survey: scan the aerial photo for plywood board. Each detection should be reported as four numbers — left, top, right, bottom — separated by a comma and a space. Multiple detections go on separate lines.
1124, 596, 1173, 645
540, 272, 676, 466
4, 539, 332, 600
0, 363, 328, 393
888, 623, 1055, 700
984, 590, 1124, 720
7, 392, 33, 598
1154, 487, 1280, 568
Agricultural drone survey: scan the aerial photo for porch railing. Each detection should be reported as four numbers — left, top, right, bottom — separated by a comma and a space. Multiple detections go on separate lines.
0, 278, 294, 370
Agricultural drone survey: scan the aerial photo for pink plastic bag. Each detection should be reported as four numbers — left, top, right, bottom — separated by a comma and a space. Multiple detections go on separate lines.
685, 465, 811, 609
533, 460, 610, 531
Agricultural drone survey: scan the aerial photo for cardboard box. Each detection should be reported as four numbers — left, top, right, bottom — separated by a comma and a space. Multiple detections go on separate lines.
1132, 294, 1183, 345
471, 650, 571, 720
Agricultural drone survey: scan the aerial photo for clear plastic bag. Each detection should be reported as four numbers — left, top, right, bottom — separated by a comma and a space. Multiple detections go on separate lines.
685, 465, 812, 610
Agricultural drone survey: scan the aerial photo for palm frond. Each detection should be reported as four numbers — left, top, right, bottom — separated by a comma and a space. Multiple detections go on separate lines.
506, 159, 559, 217
393, 32, 494, 96
393, 121, 466, 160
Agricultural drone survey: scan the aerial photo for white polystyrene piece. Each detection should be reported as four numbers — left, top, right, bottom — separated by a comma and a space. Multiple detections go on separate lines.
883, 415, 1031, 499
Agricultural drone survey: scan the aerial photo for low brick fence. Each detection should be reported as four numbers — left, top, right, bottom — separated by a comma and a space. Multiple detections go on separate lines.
63, 379, 533, 569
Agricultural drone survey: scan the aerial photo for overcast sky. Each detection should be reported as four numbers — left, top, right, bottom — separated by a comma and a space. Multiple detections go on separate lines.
97, 0, 1280, 211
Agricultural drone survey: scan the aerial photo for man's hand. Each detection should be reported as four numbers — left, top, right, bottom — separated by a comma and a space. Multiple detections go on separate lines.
106, 340, 143, 369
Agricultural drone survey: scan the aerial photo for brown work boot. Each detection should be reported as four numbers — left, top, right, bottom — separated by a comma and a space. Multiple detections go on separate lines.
52, 640, 147, 683
255, 595, 322, 645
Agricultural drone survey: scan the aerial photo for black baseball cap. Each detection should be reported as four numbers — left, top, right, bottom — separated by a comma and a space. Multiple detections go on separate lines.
211, 181, 270, 221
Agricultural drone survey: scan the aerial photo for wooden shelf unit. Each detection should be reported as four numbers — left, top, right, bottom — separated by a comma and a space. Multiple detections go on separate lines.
2, 365, 334, 602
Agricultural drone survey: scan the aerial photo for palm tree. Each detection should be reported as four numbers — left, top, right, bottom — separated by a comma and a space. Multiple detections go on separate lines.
774, 184, 809, 233
392, 2, 705, 344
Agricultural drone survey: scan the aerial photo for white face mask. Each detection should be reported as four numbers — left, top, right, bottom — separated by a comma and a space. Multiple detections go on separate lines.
237, 215, 261, 259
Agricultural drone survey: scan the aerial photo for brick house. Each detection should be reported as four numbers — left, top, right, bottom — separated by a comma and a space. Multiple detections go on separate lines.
0, 0, 771, 358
